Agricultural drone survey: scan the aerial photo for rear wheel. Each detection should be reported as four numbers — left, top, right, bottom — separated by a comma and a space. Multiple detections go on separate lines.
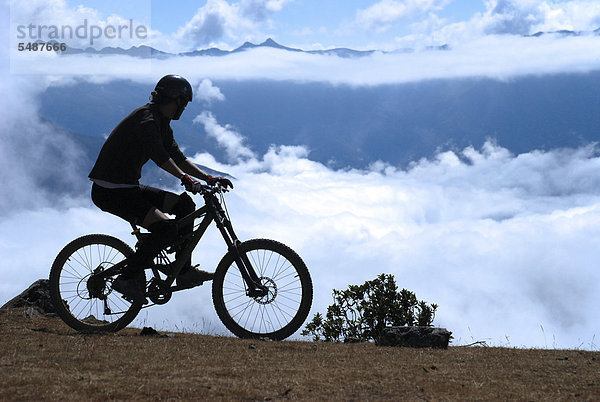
49, 234, 144, 332
212, 239, 313, 340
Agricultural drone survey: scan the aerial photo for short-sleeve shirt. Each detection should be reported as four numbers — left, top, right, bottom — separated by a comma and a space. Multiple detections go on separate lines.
89, 103, 186, 185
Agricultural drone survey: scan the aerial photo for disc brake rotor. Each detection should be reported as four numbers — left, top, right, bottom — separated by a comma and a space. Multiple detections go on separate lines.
254, 277, 277, 305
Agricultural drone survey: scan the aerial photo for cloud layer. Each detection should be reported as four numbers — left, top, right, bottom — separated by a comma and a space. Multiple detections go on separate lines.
3, 124, 600, 348
8, 32, 600, 85
4, 72, 600, 348
0, 75, 88, 212
161, 123, 600, 348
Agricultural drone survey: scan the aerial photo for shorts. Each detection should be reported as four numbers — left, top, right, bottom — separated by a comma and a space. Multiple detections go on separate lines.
91, 183, 169, 226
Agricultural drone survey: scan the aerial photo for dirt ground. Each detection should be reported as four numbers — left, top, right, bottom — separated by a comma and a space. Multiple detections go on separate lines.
1, 307, 599, 400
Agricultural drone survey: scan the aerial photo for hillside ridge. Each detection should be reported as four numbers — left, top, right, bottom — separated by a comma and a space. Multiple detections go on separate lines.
1, 307, 598, 400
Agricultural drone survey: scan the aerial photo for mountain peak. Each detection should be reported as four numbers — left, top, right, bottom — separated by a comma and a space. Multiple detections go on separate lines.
261, 38, 280, 47
232, 38, 302, 53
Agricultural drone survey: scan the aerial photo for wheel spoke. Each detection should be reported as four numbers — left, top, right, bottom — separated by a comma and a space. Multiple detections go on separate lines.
215, 240, 312, 340
51, 235, 141, 332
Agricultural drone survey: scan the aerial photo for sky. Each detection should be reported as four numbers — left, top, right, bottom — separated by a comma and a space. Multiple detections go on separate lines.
6, 0, 600, 52
2, 0, 600, 349
34, 0, 487, 51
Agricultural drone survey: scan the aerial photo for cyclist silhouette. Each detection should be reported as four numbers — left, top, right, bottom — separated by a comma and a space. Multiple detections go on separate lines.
89, 74, 232, 303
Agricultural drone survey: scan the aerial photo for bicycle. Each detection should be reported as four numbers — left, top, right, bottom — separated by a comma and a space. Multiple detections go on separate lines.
49, 183, 313, 340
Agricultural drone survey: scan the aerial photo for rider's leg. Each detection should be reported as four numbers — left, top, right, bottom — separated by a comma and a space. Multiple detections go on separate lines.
113, 210, 179, 303
161, 191, 214, 286
92, 184, 180, 302
120, 209, 178, 278
162, 192, 196, 268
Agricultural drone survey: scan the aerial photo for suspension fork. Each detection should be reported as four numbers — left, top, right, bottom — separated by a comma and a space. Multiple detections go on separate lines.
232, 239, 266, 295
208, 196, 267, 296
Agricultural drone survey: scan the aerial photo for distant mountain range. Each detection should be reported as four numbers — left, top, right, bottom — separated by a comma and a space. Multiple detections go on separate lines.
54, 28, 600, 59
40, 71, 600, 171
60, 37, 446, 59
529, 26, 600, 37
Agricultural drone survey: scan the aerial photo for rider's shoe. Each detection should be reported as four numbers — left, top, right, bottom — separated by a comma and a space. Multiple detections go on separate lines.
176, 265, 215, 288
112, 275, 148, 305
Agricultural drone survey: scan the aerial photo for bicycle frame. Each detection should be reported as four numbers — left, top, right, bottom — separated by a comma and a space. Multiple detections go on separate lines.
132, 187, 267, 296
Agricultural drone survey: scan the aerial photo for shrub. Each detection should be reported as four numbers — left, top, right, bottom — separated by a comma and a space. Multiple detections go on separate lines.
302, 273, 438, 342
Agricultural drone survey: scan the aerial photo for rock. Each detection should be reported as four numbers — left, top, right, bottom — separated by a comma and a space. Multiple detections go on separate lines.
24, 307, 42, 319
376, 326, 452, 349
82, 315, 109, 325
140, 326, 174, 338
1, 279, 56, 315
140, 326, 160, 336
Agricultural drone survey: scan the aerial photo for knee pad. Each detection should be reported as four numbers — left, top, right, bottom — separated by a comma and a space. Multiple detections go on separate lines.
172, 192, 196, 218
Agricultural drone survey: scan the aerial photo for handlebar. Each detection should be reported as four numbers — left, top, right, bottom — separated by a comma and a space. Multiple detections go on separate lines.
190, 183, 230, 196
181, 174, 233, 196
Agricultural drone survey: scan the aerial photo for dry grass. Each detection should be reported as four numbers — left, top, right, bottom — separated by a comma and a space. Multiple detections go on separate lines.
1, 307, 599, 400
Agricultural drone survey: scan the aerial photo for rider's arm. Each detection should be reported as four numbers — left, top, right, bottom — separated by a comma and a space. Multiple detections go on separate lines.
178, 158, 212, 182
160, 158, 210, 182
160, 158, 187, 179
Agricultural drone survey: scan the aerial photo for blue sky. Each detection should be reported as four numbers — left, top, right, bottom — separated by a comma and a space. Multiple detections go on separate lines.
69, 0, 486, 43
45, 0, 600, 52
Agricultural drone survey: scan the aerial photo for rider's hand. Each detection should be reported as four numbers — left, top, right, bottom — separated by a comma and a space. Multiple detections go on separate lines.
181, 174, 203, 193
207, 176, 234, 189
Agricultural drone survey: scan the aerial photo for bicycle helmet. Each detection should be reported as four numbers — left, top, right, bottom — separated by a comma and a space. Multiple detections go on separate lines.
153, 75, 193, 120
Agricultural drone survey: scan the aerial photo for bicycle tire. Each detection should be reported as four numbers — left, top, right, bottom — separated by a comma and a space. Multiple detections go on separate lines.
212, 238, 313, 340
49, 234, 144, 332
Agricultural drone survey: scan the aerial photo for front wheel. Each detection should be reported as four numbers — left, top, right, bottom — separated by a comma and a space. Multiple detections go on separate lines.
49, 234, 144, 332
212, 239, 313, 340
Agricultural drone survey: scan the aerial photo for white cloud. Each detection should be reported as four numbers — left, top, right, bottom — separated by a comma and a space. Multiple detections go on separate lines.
7, 0, 600, 82
9, 33, 600, 83
195, 78, 226, 104
186, 134, 600, 348
193, 111, 257, 163
485, 0, 545, 35
5, 133, 600, 348
356, 0, 452, 32
174, 0, 242, 49
2, 72, 600, 348
429, 0, 600, 45
0, 76, 88, 212
9, 0, 153, 49
536, 0, 600, 32
173, 0, 291, 49
241, 0, 292, 21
